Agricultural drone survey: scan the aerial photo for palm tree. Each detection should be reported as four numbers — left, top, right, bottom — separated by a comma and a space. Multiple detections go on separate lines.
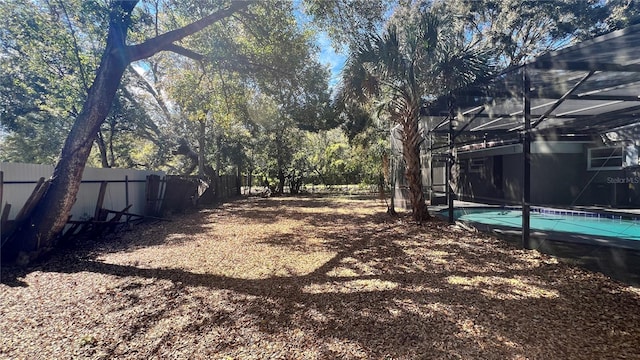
341, 11, 491, 223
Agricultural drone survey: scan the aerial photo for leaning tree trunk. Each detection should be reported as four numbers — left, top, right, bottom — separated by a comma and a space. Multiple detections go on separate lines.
21, 14, 131, 253
400, 105, 430, 223
13, 0, 250, 259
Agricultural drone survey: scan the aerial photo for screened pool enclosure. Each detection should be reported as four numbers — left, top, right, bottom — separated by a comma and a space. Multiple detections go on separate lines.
392, 23, 640, 248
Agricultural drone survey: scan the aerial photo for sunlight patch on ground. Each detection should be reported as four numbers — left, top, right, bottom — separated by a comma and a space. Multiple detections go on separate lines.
326, 257, 379, 277
401, 284, 442, 294
164, 233, 188, 242
422, 250, 452, 265
302, 279, 399, 294
457, 318, 486, 339
98, 210, 341, 279
100, 246, 336, 280
447, 275, 559, 300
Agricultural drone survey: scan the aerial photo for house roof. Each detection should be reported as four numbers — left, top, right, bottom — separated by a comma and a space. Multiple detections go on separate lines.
425, 23, 640, 142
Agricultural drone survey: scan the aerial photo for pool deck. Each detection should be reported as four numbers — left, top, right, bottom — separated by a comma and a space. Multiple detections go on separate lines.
432, 200, 640, 216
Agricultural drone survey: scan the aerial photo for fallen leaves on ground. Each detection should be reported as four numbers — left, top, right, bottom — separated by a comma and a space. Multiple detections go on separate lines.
1, 195, 640, 359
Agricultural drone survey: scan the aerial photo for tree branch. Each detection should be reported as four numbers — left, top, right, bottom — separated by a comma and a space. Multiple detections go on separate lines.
127, 1, 254, 62
55, 0, 89, 93
164, 44, 204, 61
215, 54, 294, 77
129, 67, 173, 125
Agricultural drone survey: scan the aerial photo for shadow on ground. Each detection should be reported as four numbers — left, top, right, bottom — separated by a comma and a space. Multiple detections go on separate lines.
2, 194, 640, 359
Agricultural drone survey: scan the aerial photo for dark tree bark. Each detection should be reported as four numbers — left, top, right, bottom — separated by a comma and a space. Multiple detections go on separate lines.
198, 118, 206, 178
277, 168, 285, 195
275, 134, 286, 194
95, 131, 110, 168
400, 104, 430, 223
22, 3, 133, 252
236, 165, 242, 196
18, 0, 252, 257
213, 136, 222, 199
174, 138, 199, 174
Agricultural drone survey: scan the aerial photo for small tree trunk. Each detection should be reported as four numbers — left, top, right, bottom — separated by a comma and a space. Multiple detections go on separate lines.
236, 165, 241, 196
275, 134, 285, 194
95, 131, 110, 168
213, 135, 222, 199
198, 118, 206, 178
108, 121, 116, 166
389, 156, 397, 215
277, 168, 285, 194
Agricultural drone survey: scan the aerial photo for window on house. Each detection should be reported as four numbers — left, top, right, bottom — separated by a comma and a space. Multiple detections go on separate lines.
469, 158, 486, 173
588, 147, 623, 171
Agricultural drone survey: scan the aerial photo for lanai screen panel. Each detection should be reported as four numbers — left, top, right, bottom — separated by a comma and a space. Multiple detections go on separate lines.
425, 23, 640, 139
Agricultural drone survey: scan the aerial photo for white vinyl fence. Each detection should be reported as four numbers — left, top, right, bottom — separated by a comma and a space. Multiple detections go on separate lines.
0, 162, 165, 223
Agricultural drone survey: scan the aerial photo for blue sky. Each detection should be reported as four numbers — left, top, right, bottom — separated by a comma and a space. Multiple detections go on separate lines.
316, 32, 347, 90
293, 0, 347, 92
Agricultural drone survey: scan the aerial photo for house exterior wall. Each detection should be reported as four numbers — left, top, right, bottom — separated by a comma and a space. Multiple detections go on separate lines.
458, 155, 504, 204
498, 152, 589, 206
586, 167, 640, 207
532, 152, 588, 205
501, 154, 522, 204
458, 144, 589, 206
453, 141, 640, 208
392, 131, 640, 209
625, 166, 640, 207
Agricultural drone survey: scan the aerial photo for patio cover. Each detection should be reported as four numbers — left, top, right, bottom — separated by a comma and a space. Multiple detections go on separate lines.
425, 23, 640, 142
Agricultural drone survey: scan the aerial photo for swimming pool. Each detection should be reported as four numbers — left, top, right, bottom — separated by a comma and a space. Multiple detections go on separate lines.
445, 208, 640, 241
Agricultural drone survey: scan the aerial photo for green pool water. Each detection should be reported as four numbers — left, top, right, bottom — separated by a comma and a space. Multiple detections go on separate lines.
448, 208, 640, 240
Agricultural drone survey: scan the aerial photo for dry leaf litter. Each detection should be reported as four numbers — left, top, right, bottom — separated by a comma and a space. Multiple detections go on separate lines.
1, 195, 640, 359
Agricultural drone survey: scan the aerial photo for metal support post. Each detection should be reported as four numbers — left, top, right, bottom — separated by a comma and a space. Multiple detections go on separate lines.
448, 96, 456, 224
522, 67, 531, 249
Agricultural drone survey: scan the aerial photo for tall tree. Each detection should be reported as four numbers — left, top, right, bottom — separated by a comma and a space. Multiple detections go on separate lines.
160, 0, 332, 192
14, 0, 253, 258
427, 0, 614, 68
341, 11, 491, 222
0, 0, 106, 163
302, 0, 394, 49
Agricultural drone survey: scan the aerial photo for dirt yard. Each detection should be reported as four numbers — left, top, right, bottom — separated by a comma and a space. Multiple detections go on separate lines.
2, 195, 640, 359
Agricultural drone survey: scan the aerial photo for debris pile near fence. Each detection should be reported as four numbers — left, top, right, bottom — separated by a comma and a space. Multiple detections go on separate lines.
161, 174, 241, 212
60, 176, 168, 244
1, 176, 51, 257
0, 163, 166, 262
